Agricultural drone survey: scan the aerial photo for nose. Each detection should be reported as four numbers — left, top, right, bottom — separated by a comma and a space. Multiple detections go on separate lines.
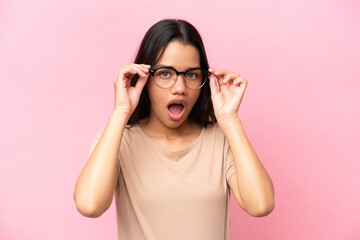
171, 74, 187, 94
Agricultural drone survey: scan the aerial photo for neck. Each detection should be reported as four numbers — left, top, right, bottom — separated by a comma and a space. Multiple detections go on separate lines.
139, 114, 199, 140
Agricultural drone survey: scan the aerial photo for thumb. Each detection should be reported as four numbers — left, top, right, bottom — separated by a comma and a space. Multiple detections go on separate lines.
134, 74, 149, 93
209, 74, 219, 98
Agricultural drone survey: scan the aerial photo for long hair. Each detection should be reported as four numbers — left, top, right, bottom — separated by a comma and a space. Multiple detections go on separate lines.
127, 19, 216, 127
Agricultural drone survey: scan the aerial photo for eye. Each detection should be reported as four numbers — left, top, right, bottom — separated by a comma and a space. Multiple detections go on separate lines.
161, 72, 171, 78
185, 70, 200, 80
186, 73, 195, 79
156, 70, 173, 79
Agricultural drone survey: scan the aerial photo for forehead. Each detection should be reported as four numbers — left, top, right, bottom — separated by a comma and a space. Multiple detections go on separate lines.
156, 41, 200, 69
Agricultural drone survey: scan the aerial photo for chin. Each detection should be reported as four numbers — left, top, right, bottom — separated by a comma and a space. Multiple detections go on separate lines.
165, 114, 191, 129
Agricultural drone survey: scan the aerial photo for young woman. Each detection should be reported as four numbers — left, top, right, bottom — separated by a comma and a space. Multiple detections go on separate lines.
74, 19, 274, 240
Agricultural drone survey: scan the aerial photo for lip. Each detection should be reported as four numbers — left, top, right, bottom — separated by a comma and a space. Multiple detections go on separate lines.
167, 99, 186, 121
167, 99, 186, 107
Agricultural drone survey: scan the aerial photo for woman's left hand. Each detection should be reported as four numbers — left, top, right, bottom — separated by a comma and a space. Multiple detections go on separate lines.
208, 69, 248, 123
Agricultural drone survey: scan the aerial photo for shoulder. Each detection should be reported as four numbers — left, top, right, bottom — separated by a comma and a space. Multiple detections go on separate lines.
202, 123, 226, 143
92, 124, 140, 144
122, 124, 144, 145
203, 122, 223, 136
93, 124, 136, 137
123, 124, 136, 135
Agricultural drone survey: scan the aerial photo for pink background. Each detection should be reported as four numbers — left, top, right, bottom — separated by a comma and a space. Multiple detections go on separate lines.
1, 0, 359, 239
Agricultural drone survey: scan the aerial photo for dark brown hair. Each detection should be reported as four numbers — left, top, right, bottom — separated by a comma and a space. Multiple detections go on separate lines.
128, 19, 216, 127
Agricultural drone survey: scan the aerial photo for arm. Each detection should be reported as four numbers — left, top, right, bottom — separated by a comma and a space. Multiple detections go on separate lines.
73, 111, 127, 218
73, 64, 150, 218
208, 68, 275, 217
222, 118, 274, 217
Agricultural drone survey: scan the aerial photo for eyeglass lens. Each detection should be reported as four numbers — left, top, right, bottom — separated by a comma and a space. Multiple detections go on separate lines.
153, 68, 205, 89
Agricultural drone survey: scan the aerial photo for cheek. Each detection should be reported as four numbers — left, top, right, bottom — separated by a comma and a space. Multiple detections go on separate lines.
147, 82, 165, 106
146, 81, 156, 102
192, 91, 201, 104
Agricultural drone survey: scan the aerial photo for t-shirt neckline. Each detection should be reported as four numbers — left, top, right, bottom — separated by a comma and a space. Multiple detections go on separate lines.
135, 123, 205, 155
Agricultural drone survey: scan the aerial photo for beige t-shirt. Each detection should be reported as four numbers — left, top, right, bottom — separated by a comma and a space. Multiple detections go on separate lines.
88, 123, 236, 240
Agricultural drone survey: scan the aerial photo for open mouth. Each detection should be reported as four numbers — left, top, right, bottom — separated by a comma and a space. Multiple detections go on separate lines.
167, 100, 186, 120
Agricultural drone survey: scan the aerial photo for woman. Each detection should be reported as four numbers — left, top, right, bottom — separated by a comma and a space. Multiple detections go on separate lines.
74, 19, 275, 240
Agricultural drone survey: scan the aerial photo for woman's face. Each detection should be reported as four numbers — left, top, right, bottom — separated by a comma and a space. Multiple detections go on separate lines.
147, 40, 202, 129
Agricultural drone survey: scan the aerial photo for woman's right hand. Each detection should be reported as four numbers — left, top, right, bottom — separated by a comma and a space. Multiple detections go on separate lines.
113, 63, 151, 118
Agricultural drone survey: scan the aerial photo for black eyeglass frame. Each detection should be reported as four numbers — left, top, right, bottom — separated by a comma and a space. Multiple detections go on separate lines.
149, 66, 211, 89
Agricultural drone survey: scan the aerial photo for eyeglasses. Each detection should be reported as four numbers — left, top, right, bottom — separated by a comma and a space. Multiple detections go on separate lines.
149, 66, 210, 89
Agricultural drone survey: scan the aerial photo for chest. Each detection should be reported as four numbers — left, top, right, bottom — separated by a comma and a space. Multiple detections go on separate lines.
119, 140, 227, 208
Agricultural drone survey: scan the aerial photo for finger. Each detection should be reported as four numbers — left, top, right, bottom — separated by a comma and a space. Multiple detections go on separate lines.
116, 67, 143, 90
131, 63, 151, 72
238, 78, 248, 91
208, 74, 219, 97
117, 67, 138, 82
140, 64, 151, 69
214, 69, 231, 77
223, 73, 241, 84
127, 65, 148, 78
134, 75, 149, 93
124, 67, 138, 75
211, 69, 229, 86
233, 77, 246, 85
212, 69, 225, 79
130, 63, 150, 73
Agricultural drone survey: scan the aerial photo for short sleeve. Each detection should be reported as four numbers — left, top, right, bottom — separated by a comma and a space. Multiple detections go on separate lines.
88, 128, 121, 178
224, 137, 236, 182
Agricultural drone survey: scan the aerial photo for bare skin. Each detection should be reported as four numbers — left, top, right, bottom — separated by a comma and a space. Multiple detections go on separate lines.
73, 40, 274, 218
208, 68, 275, 216
138, 41, 203, 151
73, 63, 150, 217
